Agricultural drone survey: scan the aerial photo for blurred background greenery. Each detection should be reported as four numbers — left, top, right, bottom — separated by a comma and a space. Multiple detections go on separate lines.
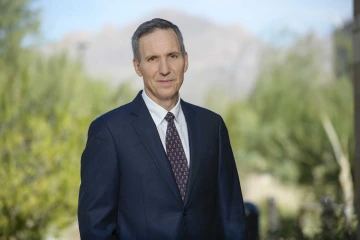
0, 0, 356, 239
0, 1, 135, 239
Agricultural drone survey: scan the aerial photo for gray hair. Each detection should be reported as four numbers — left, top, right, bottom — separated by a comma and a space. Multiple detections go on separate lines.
131, 18, 186, 62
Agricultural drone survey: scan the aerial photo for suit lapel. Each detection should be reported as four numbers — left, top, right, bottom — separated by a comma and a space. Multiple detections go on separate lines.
130, 92, 183, 206
181, 100, 203, 207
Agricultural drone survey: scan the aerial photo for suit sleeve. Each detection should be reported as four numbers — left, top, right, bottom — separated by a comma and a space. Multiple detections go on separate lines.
216, 117, 249, 239
78, 118, 119, 240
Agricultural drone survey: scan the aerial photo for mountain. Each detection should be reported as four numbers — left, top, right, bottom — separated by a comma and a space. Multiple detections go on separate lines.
41, 9, 265, 105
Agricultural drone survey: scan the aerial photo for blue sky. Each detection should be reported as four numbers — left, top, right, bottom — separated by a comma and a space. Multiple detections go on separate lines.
38, 0, 352, 43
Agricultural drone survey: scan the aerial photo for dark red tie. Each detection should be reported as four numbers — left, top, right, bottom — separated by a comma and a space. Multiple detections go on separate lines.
165, 112, 189, 201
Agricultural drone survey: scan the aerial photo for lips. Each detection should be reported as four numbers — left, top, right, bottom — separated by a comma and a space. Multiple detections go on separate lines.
158, 79, 173, 81
158, 79, 174, 83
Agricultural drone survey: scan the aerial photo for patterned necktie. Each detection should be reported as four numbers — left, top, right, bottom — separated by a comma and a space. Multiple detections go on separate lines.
165, 112, 189, 201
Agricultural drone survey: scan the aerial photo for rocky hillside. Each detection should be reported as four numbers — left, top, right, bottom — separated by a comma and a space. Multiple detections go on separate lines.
41, 9, 265, 105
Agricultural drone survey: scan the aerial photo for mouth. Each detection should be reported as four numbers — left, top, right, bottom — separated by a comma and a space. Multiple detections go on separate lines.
158, 79, 174, 84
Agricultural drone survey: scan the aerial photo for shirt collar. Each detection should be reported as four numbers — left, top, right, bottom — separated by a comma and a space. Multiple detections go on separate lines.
142, 90, 181, 127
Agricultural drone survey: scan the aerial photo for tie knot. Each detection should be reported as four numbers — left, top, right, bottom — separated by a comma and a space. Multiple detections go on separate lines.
165, 112, 175, 122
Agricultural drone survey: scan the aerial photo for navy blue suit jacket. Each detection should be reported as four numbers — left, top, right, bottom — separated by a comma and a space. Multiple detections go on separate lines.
78, 91, 249, 239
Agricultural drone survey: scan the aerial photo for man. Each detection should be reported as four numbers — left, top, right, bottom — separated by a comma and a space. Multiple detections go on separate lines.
78, 18, 249, 239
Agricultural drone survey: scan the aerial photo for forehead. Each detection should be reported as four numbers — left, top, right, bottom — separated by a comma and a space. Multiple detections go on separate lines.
138, 29, 181, 57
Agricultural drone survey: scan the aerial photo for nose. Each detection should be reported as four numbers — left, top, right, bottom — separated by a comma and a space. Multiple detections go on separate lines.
159, 58, 170, 76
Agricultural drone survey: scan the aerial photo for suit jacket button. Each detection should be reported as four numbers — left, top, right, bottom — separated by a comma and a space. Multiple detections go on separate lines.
183, 210, 187, 216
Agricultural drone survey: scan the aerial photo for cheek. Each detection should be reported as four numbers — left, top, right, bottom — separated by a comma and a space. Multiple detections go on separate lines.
141, 65, 157, 78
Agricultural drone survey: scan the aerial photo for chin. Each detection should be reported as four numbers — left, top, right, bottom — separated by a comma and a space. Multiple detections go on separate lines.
159, 94, 177, 101
157, 92, 178, 101
158, 88, 179, 98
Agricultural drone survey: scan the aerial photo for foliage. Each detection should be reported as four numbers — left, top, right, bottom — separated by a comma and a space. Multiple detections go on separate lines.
0, 1, 135, 238
222, 34, 354, 238
225, 35, 353, 200
0, 0, 40, 62
333, 21, 353, 80
0, 52, 135, 239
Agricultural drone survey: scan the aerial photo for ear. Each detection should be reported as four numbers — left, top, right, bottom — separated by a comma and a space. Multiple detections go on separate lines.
133, 58, 143, 77
183, 52, 189, 73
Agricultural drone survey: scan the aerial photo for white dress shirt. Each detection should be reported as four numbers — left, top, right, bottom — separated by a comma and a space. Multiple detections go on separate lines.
142, 90, 190, 166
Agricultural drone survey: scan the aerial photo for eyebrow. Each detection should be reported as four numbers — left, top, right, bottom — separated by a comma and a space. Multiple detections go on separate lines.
144, 51, 181, 61
168, 51, 181, 56
144, 55, 157, 61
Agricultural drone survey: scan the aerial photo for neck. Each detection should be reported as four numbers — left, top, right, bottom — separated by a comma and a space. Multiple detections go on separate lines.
160, 97, 178, 112
157, 94, 179, 111
145, 90, 179, 111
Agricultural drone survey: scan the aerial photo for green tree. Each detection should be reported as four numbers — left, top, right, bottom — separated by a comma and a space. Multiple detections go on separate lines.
223, 34, 354, 238
0, 52, 135, 239
0, 1, 136, 238
333, 21, 353, 80
226, 35, 353, 194
0, 0, 40, 62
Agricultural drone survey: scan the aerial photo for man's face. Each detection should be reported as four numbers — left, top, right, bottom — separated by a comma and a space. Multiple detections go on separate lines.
133, 29, 188, 105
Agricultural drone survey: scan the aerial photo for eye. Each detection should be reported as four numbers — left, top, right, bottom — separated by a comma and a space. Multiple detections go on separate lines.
170, 54, 178, 59
148, 56, 156, 62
